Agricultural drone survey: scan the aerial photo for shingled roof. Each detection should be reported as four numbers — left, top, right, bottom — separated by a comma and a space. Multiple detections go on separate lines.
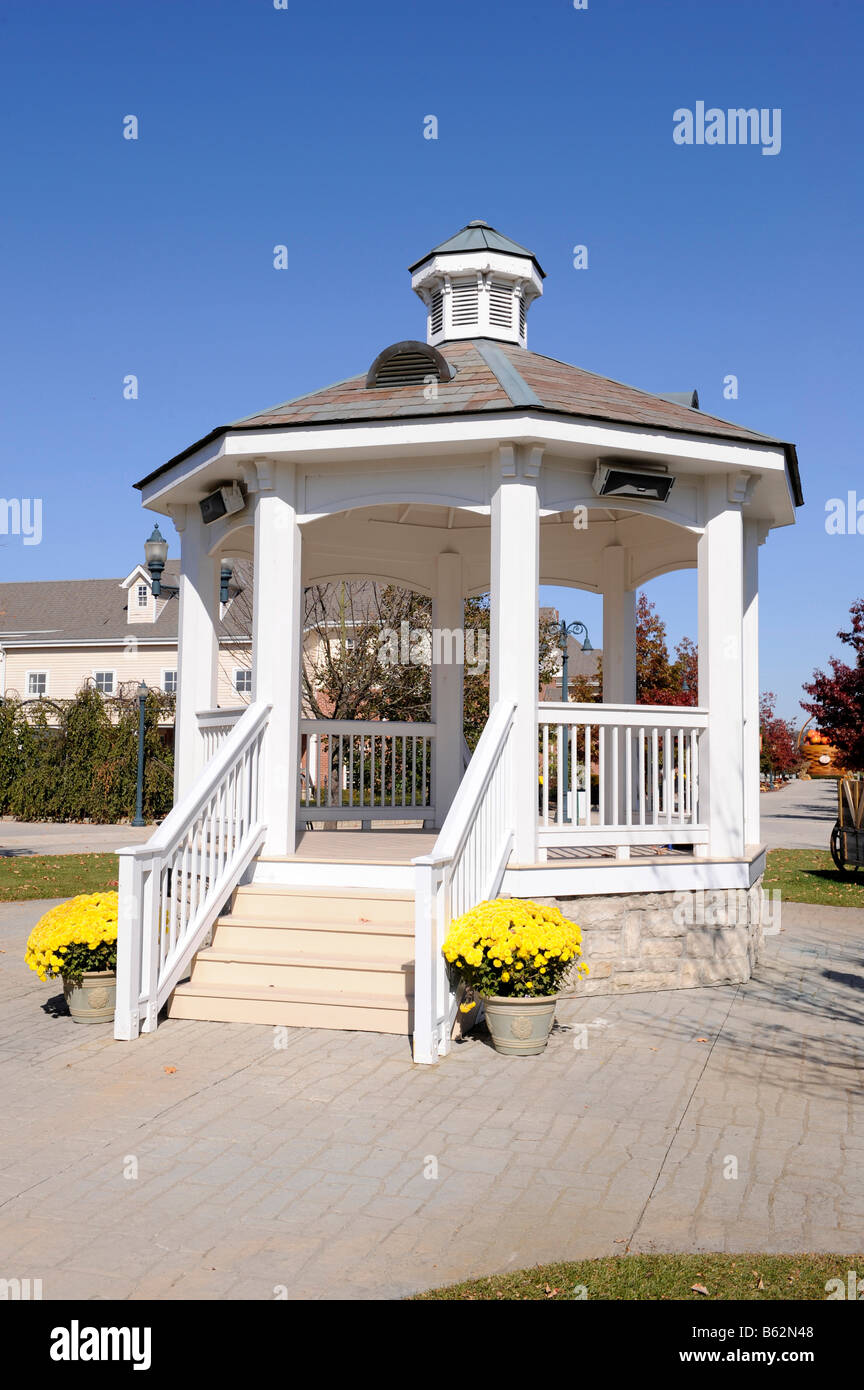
0, 562, 252, 646
138, 339, 802, 505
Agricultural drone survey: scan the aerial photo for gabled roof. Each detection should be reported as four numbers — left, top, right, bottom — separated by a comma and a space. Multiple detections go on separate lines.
137, 339, 802, 507
0, 562, 253, 646
408, 220, 546, 277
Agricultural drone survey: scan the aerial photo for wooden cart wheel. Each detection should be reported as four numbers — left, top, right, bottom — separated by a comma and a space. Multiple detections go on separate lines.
830, 820, 861, 879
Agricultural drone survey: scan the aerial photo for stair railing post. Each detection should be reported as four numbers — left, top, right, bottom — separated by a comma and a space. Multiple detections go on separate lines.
413, 857, 442, 1064
115, 849, 143, 1040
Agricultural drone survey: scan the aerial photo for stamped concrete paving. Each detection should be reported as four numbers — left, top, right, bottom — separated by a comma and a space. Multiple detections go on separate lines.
0, 897, 862, 1300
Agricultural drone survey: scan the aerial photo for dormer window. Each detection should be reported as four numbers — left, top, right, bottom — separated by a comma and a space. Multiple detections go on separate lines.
136, 583, 149, 608
366, 341, 455, 390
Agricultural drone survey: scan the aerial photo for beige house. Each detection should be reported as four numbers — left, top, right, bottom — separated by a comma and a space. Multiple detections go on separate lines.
0, 559, 253, 717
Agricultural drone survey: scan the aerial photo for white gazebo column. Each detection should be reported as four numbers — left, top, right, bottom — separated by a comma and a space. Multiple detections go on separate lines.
743, 520, 761, 848
252, 461, 303, 856
490, 448, 539, 863
601, 545, 636, 849
173, 505, 219, 800
601, 545, 636, 703
430, 552, 464, 827
697, 480, 745, 858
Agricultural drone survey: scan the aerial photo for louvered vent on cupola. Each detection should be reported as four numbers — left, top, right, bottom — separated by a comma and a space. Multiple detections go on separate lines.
451, 278, 480, 327
489, 280, 514, 330
365, 340, 455, 390
430, 288, 444, 337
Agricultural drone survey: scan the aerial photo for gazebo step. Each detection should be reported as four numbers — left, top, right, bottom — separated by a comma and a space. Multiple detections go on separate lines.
212, 916, 412, 960
189, 945, 413, 998
231, 883, 415, 926
167, 981, 412, 1033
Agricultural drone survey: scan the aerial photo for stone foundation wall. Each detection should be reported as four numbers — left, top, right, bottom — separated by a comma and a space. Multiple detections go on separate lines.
542, 880, 766, 997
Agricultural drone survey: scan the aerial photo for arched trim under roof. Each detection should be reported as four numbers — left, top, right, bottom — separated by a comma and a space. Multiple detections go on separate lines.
365, 340, 455, 389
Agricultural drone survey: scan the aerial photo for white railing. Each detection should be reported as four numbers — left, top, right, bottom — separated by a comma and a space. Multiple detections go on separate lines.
538, 702, 709, 848
412, 701, 516, 1064
197, 707, 245, 763
115, 701, 271, 1039
299, 718, 436, 823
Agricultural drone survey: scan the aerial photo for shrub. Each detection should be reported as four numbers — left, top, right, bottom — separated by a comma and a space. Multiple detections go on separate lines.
0, 684, 174, 823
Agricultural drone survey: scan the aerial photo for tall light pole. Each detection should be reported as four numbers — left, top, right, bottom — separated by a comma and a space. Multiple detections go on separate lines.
556, 619, 593, 820
132, 682, 148, 827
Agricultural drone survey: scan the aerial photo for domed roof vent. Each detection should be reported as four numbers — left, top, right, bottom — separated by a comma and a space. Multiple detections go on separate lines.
409, 220, 544, 349
366, 340, 455, 389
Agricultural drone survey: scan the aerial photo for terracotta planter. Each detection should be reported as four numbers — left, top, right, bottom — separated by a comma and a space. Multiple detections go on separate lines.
483, 993, 558, 1057
63, 970, 116, 1024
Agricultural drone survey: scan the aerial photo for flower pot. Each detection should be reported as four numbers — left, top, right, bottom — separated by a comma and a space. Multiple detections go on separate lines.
63, 970, 116, 1024
483, 993, 558, 1057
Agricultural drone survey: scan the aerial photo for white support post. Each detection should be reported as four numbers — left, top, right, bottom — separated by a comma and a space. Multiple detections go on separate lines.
601, 546, 636, 845
743, 520, 761, 848
601, 546, 637, 703
698, 480, 745, 858
490, 452, 539, 864
173, 505, 219, 801
252, 463, 303, 856
431, 552, 464, 828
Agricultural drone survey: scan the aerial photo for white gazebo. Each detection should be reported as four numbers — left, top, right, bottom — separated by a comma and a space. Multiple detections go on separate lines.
116, 220, 802, 1062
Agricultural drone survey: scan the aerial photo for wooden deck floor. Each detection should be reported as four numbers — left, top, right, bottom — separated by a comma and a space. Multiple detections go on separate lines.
284, 828, 438, 864
278, 828, 701, 867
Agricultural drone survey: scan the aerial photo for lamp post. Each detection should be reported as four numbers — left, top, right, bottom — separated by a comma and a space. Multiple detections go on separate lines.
132, 682, 147, 827
144, 525, 178, 598
556, 619, 593, 820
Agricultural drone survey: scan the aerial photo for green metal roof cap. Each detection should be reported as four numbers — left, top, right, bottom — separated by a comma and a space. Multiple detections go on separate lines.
408, 220, 546, 278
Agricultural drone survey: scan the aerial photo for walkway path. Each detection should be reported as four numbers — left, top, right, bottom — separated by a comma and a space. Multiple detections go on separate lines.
0, 821, 153, 857
759, 778, 837, 851
0, 895, 862, 1299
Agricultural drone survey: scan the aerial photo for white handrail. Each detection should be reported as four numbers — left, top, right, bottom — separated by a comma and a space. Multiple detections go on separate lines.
299, 717, 436, 822
197, 707, 245, 762
538, 702, 709, 846
115, 700, 271, 1039
412, 701, 516, 1064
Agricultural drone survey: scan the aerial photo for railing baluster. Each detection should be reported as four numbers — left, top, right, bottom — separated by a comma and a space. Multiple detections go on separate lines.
652, 727, 660, 825
639, 727, 646, 825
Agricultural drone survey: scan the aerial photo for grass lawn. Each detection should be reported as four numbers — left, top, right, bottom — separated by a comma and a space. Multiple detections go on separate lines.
414, 1252, 862, 1300
0, 853, 118, 902
764, 848, 864, 908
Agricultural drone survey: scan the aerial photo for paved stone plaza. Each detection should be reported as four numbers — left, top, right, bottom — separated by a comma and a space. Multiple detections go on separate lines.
0, 895, 862, 1300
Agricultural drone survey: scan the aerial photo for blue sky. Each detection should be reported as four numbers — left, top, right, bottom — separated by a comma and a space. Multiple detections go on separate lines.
1, 0, 861, 720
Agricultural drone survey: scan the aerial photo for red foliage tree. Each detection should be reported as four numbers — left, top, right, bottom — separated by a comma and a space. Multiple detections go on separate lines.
635, 593, 698, 706
801, 598, 864, 771
759, 692, 801, 776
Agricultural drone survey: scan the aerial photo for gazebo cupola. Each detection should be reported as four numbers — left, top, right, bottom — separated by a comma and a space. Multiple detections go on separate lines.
409, 219, 545, 349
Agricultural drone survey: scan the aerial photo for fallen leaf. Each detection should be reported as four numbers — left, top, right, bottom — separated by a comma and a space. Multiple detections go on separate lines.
696, 1037, 708, 1043
163, 1065, 177, 1074
691, 1283, 709, 1296
756, 1276, 764, 1290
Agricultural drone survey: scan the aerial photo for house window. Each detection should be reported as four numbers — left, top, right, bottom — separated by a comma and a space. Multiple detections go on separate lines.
27, 671, 48, 697
94, 671, 115, 695
162, 670, 178, 695
234, 668, 252, 694
136, 583, 149, 608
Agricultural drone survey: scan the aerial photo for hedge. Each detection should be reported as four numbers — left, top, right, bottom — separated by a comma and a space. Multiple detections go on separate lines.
0, 684, 174, 823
